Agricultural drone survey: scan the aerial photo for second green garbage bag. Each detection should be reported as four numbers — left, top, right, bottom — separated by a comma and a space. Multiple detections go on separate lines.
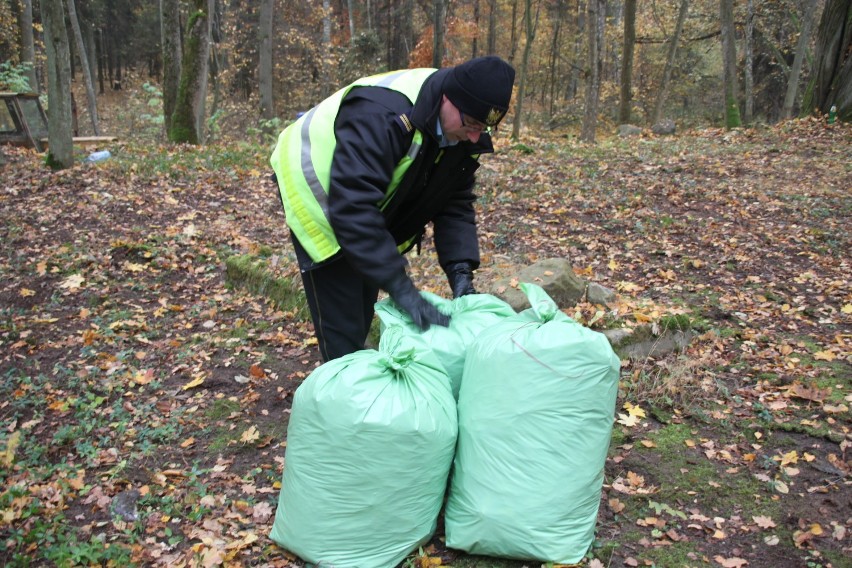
269, 327, 458, 568
444, 283, 621, 564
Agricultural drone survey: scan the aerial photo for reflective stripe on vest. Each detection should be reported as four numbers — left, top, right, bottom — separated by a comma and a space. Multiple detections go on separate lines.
270, 68, 438, 263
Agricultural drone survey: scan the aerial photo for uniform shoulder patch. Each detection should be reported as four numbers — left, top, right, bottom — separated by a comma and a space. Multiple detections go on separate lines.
395, 113, 414, 133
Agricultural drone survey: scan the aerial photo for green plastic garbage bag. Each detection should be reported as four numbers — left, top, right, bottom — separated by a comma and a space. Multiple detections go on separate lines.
375, 292, 515, 399
445, 283, 620, 563
269, 326, 458, 568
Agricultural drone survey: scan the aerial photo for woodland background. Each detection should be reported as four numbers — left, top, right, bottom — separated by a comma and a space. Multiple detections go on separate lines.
0, 1, 850, 568
1, 0, 850, 162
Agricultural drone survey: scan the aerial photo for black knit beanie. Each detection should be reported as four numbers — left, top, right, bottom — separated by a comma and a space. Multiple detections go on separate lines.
444, 56, 516, 127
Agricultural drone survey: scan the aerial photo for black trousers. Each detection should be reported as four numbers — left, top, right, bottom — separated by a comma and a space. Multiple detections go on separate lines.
292, 237, 379, 362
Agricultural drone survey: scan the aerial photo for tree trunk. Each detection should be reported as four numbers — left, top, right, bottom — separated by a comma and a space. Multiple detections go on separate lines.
321, 0, 332, 97
161, 0, 182, 135
548, 0, 566, 116
509, 0, 519, 63
618, 0, 636, 124
803, 0, 851, 120
347, 0, 355, 44
472, 0, 480, 58
782, 0, 820, 119
720, 0, 741, 128
84, 19, 97, 90
433, 0, 446, 67
66, 0, 99, 135
487, 0, 497, 54
41, 0, 74, 168
651, 0, 688, 125
581, 0, 605, 142
17, 0, 38, 92
259, 0, 274, 123
512, 0, 539, 139
169, 0, 211, 144
744, 0, 755, 123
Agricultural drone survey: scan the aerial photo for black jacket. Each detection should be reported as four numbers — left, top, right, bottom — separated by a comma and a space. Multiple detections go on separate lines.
297, 68, 493, 289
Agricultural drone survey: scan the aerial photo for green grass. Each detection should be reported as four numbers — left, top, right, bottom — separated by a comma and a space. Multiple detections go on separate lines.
224, 254, 308, 318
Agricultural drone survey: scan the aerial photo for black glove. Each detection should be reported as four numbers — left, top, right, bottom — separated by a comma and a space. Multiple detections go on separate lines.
385, 272, 450, 330
445, 262, 477, 298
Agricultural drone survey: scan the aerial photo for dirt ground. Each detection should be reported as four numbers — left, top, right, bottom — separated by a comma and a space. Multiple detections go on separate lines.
0, 117, 850, 567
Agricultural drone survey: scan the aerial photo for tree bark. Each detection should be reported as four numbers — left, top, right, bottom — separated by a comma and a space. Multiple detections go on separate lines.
41, 0, 74, 168
321, 0, 332, 98
17, 0, 38, 92
487, 0, 497, 54
473, 0, 480, 58
259, 0, 274, 123
347, 0, 355, 44
169, 0, 211, 144
651, 0, 688, 125
161, 0, 182, 135
512, 0, 539, 139
581, 0, 605, 142
744, 0, 755, 123
509, 0, 519, 63
720, 0, 741, 128
433, 0, 446, 67
618, 0, 636, 124
66, 0, 99, 135
782, 0, 820, 119
803, 0, 851, 120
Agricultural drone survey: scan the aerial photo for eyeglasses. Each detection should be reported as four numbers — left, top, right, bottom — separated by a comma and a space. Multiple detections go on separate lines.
459, 110, 493, 134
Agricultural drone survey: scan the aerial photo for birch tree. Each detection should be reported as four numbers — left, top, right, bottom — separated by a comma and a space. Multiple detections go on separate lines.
581, 0, 606, 142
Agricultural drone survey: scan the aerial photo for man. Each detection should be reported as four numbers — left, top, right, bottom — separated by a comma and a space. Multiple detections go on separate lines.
271, 56, 516, 361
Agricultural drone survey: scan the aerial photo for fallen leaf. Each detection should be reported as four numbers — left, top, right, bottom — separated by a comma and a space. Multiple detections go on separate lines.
764, 535, 780, 545
714, 555, 748, 567
609, 498, 625, 513
249, 364, 266, 378
786, 382, 831, 402
753, 515, 776, 529
182, 374, 206, 390
19, 288, 36, 297
59, 274, 85, 290
779, 450, 798, 466
240, 425, 260, 443
1, 431, 21, 466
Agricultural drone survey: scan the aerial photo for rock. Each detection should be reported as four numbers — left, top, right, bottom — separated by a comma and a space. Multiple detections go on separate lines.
603, 325, 695, 359
587, 282, 617, 306
110, 489, 140, 522
651, 119, 676, 135
618, 124, 643, 137
490, 258, 587, 311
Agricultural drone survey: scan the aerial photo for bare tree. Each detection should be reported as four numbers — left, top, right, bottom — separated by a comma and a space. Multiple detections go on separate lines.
259, 0, 274, 124
433, 0, 446, 66
169, 0, 212, 144
41, 0, 74, 168
803, 0, 851, 120
161, 0, 182, 134
66, 0, 99, 135
17, 0, 38, 92
618, 0, 636, 124
744, 0, 755, 123
720, 0, 741, 127
581, 0, 606, 142
512, 0, 540, 139
782, 0, 820, 119
651, 0, 689, 126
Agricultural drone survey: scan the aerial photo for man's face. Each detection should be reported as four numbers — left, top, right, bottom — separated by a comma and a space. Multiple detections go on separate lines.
439, 96, 487, 144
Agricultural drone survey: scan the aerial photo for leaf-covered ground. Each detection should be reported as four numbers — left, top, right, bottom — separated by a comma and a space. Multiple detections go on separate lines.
1, 119, 849, 568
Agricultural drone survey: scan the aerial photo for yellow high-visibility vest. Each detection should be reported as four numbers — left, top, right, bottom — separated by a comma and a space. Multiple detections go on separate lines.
270, 68, 438, 263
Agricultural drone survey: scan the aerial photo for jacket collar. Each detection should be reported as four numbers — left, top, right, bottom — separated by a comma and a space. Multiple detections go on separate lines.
409, 68, 494, 154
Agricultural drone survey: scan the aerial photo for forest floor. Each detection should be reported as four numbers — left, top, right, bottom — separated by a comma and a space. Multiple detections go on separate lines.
0, 116, 850, 568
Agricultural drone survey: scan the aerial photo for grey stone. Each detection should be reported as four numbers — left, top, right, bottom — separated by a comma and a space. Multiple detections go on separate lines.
651, 119, 676, 135
618, 124, 643, 137
110, 489, 140, 522
490, 258, 587, 311
586, 282, 617, 306
603, 325, 695, 360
